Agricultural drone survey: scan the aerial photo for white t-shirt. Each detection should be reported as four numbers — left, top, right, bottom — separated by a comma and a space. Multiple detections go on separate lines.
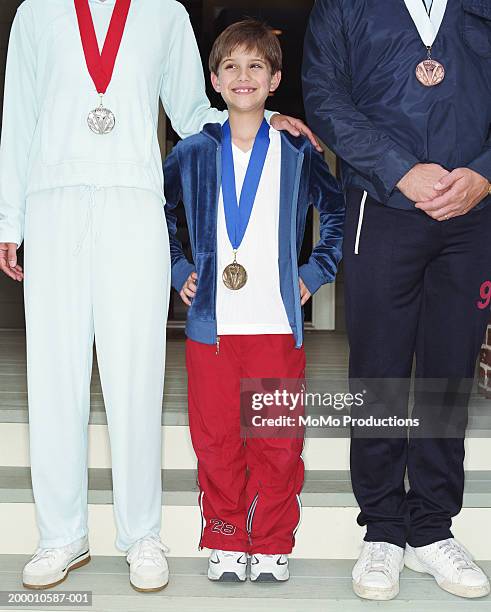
216, 126, 292, 336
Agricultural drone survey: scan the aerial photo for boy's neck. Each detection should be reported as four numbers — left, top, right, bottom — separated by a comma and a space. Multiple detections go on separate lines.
228, 108, 267, 153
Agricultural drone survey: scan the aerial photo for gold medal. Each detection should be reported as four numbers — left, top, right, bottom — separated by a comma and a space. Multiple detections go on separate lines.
222, 250, 247, 290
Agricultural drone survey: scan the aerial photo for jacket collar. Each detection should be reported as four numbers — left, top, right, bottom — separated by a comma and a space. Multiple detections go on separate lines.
201, 121, 311, 154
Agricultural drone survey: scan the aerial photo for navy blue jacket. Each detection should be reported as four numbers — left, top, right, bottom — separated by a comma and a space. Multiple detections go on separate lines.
163, 123, 345, 348
302, 0, 491, 211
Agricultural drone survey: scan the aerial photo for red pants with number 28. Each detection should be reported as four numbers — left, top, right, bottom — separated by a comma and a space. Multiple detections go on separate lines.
186, 334, 306, 554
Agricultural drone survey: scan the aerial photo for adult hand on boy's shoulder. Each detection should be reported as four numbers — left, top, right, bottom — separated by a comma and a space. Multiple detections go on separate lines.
299, 277, 312, 306
180, 272, 198, 306
270, 114, 323, 152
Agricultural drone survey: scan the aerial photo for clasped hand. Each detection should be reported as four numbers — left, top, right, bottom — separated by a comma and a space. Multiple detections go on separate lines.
397, 163, 490, 221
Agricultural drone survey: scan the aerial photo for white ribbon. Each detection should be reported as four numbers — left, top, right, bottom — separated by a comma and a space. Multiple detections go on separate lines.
403, 0, 448, 47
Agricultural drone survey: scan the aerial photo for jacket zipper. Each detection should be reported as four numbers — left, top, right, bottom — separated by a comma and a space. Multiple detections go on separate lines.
214, 145, 221, 349
205, 133, 305, 350
290, 153, 305, 348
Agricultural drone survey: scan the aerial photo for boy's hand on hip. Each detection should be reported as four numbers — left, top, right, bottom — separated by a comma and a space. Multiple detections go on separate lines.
270, 114, 322, 152
180, 272, 198, 306
299, 277, 311, 306
0, 242, 23, 281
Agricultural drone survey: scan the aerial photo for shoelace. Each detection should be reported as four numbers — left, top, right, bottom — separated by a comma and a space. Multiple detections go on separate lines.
438, 540, 476, 571
220, 551, 243, 558
29, 547, 64, 567
364, 542, 393, 575
127, 535, 170, 567
251, 554, 283, 564
213, 550, 247, 563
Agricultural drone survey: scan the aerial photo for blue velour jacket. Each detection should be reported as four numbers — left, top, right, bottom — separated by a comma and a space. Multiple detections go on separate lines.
302, 0, 491, 211
163, 123, 346, 349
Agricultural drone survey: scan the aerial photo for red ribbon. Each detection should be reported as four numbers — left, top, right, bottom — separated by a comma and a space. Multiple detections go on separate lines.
74, 0, 131, 95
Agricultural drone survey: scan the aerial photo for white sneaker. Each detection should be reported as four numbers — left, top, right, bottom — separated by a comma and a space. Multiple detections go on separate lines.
22, 535, 90, 589
208, 550, 247, 582
405, 538, 491, 598
126, 534, 170, 592
250, 554, 289, 582
352, 541, 404, 600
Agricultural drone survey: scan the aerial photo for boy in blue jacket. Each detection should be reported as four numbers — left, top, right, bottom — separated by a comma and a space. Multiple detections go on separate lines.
164, 19, 345, 583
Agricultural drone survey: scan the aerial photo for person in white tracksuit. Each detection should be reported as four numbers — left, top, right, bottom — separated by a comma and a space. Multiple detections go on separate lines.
0, 0, 315, 592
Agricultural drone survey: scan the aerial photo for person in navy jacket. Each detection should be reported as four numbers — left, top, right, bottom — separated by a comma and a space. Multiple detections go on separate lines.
303, 0, 491, 601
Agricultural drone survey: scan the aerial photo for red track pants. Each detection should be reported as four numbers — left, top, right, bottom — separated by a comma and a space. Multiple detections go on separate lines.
186, 334, 306, 554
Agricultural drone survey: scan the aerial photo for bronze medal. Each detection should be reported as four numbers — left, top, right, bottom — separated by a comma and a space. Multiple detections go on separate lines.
402, 1, 447, 87
221, 119, 270, 290
222, 259, 247, 291
416, 50, 445, 87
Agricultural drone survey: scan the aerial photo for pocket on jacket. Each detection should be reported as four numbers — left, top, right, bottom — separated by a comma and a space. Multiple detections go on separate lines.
188, 252, 216, 320
462, 0, 491, 57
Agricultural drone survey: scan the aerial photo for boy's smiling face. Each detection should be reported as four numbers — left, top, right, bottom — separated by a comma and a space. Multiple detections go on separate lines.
211, 45, 281, 113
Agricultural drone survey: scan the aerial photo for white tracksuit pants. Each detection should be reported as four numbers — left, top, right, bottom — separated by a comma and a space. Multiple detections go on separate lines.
23, 185, 171, 552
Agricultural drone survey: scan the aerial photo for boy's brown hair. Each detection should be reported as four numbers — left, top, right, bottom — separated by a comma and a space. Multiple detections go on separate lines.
209, 19, 282, 75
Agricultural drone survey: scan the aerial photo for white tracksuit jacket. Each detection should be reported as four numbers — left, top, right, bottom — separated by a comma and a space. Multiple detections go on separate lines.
0, 0, 231, 246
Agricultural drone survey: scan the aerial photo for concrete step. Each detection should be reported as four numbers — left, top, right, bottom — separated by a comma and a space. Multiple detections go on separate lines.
3, 467, 491, 509
1, 467, 491, 559
2, 423, 491, 471
1, 386, 490, 428
0, 556, 490, 612
2, 331, 489, 430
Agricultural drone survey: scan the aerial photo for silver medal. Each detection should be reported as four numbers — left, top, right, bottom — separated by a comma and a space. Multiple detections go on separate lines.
88, 98, 115, 135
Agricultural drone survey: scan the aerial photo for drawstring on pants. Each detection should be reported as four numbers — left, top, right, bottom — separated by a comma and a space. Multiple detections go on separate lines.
73, 186, 107, 256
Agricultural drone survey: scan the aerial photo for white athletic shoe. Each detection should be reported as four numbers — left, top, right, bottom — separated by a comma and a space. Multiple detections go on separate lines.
22, 535, 90, 589
126, 534, 170, 592
250, 554, 289, 582
352, 541, 404, 600
207, 550, 248, 582
405, 538, 490, 598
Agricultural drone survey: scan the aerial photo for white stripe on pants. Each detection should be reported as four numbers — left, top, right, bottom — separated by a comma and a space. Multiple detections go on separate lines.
23, 185, 170, 551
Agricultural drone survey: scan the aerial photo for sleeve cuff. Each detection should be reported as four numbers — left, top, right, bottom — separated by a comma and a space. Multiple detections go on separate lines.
171, 259, 196, 292
0, 231, 22, 248
299, 262, 329, 296
373, 145, 419, 202
467, 153, 491, 183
